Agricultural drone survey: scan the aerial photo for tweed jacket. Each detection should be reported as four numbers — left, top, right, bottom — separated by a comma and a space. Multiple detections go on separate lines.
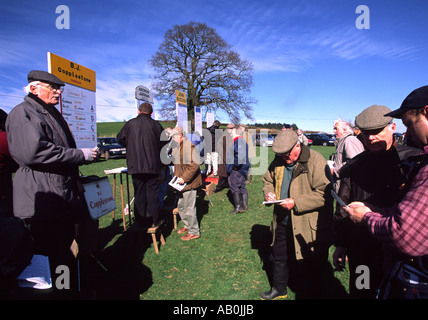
263, 146, 333, 260
171, 137, 202, 192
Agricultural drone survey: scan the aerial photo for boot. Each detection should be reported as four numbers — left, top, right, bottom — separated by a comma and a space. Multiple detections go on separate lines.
242, 193, 248, 211
229, 193, 243, 214
260, 262, 288, 300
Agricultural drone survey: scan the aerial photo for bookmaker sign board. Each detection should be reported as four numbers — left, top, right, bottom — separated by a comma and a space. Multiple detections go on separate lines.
48, 52, 97, 148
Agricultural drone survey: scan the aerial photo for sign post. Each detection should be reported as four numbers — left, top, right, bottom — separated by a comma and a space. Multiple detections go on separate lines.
135, 85, 154, 117
175, 90, 189, 134
206, 112, 214, 128
194, 106, 202, 135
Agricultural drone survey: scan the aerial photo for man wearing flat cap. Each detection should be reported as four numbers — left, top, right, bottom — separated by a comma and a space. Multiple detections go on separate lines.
6, 70, 97, 293
333, 104, 420, 299
260, 129, 333, 300
345, 86, 428, 299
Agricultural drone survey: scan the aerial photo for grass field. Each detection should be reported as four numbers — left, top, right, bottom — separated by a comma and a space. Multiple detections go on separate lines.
75, 123, 350, 300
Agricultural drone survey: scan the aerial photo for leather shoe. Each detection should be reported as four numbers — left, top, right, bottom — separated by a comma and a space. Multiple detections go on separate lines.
181, 233, 200, 241
177, 227, 188, 234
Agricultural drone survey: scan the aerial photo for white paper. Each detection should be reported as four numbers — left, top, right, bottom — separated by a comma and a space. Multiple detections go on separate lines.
169, 176, 187, 191
17, 255, 52, 289
262, 200, 284, 205
331, 190, 349, 208
104, 167, 127, 174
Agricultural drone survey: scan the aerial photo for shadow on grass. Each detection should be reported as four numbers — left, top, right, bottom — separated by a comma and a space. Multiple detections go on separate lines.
80, 221, 154, 300
250, 224, 349, 300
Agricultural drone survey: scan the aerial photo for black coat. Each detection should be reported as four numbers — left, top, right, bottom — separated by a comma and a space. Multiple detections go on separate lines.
117, 113, 164, 175
6, 95, 86, 221
333, 144, 421, 248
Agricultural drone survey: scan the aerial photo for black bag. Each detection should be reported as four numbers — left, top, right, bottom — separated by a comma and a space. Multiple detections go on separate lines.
0, 217, 34, 278
382, 257, 428, 299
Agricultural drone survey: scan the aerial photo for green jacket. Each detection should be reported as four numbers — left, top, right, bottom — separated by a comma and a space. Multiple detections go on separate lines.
262, 146, 333, 260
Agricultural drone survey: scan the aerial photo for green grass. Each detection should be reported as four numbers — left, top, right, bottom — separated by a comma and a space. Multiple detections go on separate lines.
78, 144, 350, 300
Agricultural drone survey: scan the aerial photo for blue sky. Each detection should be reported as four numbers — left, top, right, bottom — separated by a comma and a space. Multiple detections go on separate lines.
1, 0, 427, 133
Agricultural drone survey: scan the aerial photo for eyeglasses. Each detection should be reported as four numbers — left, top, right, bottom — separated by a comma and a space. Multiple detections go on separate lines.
277, 143, 298, 157
37, 83, 64, 93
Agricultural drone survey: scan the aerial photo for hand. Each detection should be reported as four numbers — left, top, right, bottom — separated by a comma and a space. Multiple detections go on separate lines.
333, 246, 347, 270
279, 198, 295, 210
80, 147, 98, 161
265, 192, 276, 202
176, 177, 185, 184
343, 202, 371, 223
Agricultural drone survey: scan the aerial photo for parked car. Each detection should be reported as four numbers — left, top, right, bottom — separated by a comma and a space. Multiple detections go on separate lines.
306, 133, 336, 146
255, 133, 276, 147
97, 137, 126, 160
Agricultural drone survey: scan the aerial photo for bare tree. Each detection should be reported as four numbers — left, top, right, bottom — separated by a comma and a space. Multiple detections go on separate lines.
149, 21, 256, 126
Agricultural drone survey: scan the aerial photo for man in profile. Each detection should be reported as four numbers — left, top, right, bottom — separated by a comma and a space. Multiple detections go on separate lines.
118, 102, 165, 228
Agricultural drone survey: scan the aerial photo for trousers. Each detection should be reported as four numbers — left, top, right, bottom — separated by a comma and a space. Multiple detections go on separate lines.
177, 189, 199, 236
132, 173, 160, 226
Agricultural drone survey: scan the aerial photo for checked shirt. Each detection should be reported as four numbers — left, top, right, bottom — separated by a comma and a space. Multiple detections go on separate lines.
363, 146, 428, 257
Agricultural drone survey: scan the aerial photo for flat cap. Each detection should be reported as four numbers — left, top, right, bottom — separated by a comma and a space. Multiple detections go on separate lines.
385, 85, 428, 118
170, 126, 183, 137
227, 123, 235, 129
355, 105, 393, 131
27, 70, 65, 86
272, 130, 298, 154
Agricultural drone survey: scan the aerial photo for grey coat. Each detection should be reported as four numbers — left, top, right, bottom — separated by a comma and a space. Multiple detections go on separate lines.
6, 95, 87, 221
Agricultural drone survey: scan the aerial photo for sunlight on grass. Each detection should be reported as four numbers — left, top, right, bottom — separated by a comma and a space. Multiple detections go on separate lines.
79, 139, 349, 300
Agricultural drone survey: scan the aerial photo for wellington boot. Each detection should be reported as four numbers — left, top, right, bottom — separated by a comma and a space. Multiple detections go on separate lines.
229, 193, 243, 214
242, 193, 248, 211
260, 287, 287, 300
260, 262, 288, 300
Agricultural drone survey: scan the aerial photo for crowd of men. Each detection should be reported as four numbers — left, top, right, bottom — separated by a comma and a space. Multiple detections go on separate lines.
0, 70, 427, 300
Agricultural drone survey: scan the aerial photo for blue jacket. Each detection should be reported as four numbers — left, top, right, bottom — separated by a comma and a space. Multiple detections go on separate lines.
226, 136, 250, 177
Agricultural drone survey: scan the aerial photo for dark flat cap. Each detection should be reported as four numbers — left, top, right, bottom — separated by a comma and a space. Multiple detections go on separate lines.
385, 85, 428, 118
355, 105, 393, 131
27, 70, 64, 86
272, 130, 298, 154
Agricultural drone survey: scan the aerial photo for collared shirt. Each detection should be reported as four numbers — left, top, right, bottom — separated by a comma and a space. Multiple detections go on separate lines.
363, 146, 428, 257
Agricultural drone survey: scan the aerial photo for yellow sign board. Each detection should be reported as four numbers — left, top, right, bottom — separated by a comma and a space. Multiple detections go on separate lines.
48, 52, 96, 92
175, 90, 187, 105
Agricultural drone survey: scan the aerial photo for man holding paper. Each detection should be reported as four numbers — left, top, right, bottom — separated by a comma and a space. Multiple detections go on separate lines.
260, 130, 333, 300
170, 126, 202, 241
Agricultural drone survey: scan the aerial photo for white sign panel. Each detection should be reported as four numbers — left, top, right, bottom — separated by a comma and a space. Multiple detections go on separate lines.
194, 106, 202, 135
59, 83, 97, 148
176, 102, 188, 134
135, 85, 153, 103
206, 112, 214, 128
82, 176, 116, 220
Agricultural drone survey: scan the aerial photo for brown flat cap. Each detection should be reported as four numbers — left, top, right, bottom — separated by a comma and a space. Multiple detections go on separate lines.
27, 70, 64, 86
355, 105, 393, 130
227, 123, 235, 129
272, 130, 298, 154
